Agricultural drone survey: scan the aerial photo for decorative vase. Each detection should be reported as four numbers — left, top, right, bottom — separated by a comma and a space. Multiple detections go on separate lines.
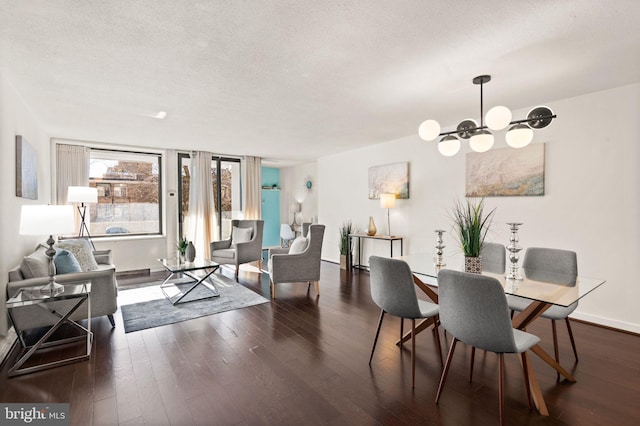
367, 216, 377, 236
340, 254, 347, 270
465, 256, 483, 274
186, 241, 196, 262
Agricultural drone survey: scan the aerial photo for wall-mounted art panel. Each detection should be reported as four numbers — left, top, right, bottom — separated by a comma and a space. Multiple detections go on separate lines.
466, 144, 545, 197
15, 135, 38, 200
368, 162, 409, 199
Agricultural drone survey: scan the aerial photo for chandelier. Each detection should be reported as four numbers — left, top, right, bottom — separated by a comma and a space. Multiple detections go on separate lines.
418, 75, 556, 156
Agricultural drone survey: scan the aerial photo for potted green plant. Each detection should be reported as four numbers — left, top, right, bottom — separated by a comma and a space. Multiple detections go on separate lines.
177, 237, 188, 261
339, 220, 354, 270
450, 198, 495, 273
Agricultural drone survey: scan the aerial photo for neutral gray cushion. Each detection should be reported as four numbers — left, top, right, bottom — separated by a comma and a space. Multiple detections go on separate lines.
289, 237, 309, 254
212, 248, 236, 259
20, 245, 49, 278
56, 239, 98, 272
231, 226, 252, 247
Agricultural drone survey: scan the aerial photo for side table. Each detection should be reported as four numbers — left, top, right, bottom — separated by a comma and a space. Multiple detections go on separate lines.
348, 234, 404, 270
6, 282, 92, 377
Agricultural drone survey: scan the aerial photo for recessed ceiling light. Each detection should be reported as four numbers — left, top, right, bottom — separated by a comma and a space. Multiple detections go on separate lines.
154, 111, 167, 119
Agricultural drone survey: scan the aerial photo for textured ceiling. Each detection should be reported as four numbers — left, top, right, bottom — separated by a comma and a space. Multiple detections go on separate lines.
1, 1, 639, 165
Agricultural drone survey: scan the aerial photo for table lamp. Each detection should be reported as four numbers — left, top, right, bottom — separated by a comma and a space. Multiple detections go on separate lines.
20, 204, 75, 293
380, 193, 396, 236
67, 186, 98, 249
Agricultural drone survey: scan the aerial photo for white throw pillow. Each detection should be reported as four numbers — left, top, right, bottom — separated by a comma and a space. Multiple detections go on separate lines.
289, 237, 309, 254
231, 226, 253, 247
20, 245, 50, 278
56, 239, 98, 272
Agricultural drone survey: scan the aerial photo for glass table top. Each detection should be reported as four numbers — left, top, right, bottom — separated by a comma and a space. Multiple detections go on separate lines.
158, 258, 220, 273
395, 254, 605, 307
7, 282, 91, 308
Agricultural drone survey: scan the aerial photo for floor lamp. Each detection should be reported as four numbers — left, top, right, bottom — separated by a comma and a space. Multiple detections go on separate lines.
67, 186, 98, 249
20, 205, 75, 293
380, 193, 396, 236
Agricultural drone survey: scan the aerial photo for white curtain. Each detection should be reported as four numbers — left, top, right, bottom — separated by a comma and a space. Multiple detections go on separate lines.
56, 144, 90, 231
186, 151, 217, 259
243, 156, 262, 219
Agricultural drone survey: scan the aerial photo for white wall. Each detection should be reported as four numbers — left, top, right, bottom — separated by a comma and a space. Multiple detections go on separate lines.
319, 83, 640, 333
279, 162, 318, 225
0, 73, 52, 337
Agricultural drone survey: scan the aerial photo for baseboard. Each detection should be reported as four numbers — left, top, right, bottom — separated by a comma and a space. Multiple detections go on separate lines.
0, 327, 18, 369
571, 312, 640, 335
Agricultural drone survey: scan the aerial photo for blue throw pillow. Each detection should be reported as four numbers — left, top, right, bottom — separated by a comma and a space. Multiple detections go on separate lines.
54, 249, 82, 274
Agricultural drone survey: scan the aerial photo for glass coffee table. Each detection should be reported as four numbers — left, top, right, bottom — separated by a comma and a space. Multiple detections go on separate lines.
157, 258, 221, 305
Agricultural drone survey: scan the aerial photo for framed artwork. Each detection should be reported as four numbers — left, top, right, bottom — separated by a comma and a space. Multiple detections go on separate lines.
15, 135, 38, 200
368, 162, 409, 199
466, 144, 545, 197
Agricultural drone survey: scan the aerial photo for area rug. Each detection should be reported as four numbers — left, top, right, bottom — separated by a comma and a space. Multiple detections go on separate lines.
119, 274, 269, 333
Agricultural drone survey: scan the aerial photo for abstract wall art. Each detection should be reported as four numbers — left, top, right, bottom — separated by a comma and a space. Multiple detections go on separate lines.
466, 144, 545, 197
368, 162, 409, 199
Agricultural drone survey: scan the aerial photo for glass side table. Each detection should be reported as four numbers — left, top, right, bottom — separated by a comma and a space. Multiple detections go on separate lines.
6, 282, 92, 377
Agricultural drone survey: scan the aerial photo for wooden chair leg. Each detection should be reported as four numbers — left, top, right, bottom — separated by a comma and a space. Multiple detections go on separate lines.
235, 265, 239, 281
307, 282, 311, 292
400, 319, 404, 347
314, 281, 320, 296
369, 310, 385, 365
469, 347, 476, 382
435, 338, 458, 403
520, 352, 533, 410
411, 319, 416, 389
552, 319, 560, 380
271, 281, 277, 299
566, 317, 579, 361
498, 353, 505, 426
432, 317, 444, 367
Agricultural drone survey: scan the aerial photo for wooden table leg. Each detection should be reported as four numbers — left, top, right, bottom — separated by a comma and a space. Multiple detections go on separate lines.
396, 317, 435, 346
522, 353, 549, 416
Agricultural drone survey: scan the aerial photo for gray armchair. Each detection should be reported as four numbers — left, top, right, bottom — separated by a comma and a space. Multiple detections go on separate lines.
210, 219, 264, 280
268, 224, 325, 299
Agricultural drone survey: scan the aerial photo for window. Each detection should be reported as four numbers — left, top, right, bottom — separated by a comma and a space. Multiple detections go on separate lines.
178, 154, 242, 240
89, 149, 162, 236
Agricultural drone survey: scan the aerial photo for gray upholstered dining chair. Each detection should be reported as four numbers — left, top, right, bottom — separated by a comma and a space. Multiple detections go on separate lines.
507, 247, 579, 370
368, 256, 442, 389
435, 269, 540, 426
269, 224, 325, 298
481, 242, 506, 274
210, 219, 264, 280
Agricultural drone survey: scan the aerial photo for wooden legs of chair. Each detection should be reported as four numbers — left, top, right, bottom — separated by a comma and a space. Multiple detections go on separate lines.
411, 318, 416, 388
369, 310, 385, 364
551, 318, 579, 380
436, 339, 534, 426
270, 280, 319, 299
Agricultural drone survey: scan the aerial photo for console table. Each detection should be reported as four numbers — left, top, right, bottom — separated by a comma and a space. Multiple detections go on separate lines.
348, 234, 404, 269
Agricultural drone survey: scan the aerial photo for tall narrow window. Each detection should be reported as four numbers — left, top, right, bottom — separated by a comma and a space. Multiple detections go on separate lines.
89, 149, 162, 236
178, 154, 241, 240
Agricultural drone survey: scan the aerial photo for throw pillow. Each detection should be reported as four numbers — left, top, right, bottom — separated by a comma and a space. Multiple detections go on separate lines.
56, 239, 98, 272
20, 245, 50, 279
54, 249, 83, 274
289, 237, 309, 254
231, 226, 253, 247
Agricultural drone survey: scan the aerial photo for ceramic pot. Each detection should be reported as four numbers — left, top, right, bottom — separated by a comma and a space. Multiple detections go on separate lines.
465, 256, 483, 274
186, 241, 196, 262
367, 216, 377, 236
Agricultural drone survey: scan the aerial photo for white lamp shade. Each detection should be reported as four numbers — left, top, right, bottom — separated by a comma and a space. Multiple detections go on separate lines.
506, 124, 534, 148
485, 106, 512, 130
20, 205, 75, 236
380, 193, 396, 209
67, 186, 98, 203
438, 135, 461, 156
418, 119, 441, 141
469, 130, 494, 152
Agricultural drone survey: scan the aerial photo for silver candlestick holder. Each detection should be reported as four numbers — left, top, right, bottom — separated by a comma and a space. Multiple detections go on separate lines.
434, 229, 446, 267
506, 222, 523, 280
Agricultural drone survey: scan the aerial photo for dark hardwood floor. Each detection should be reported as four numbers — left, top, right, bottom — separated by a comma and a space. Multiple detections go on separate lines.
1, 262, 639, 425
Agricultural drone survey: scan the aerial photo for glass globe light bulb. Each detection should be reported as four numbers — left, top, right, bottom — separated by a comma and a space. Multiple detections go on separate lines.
506, 124, 534, 148
438, 135, 460, 157
469, 130, 494, 152
485, 106, 512, 130
418, 119, 441, 141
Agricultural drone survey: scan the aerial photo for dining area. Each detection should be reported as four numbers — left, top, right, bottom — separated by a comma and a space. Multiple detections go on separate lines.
367, 243, 606, 425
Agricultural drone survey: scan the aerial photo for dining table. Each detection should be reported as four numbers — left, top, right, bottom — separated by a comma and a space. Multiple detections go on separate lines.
394, 254, 606, 416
